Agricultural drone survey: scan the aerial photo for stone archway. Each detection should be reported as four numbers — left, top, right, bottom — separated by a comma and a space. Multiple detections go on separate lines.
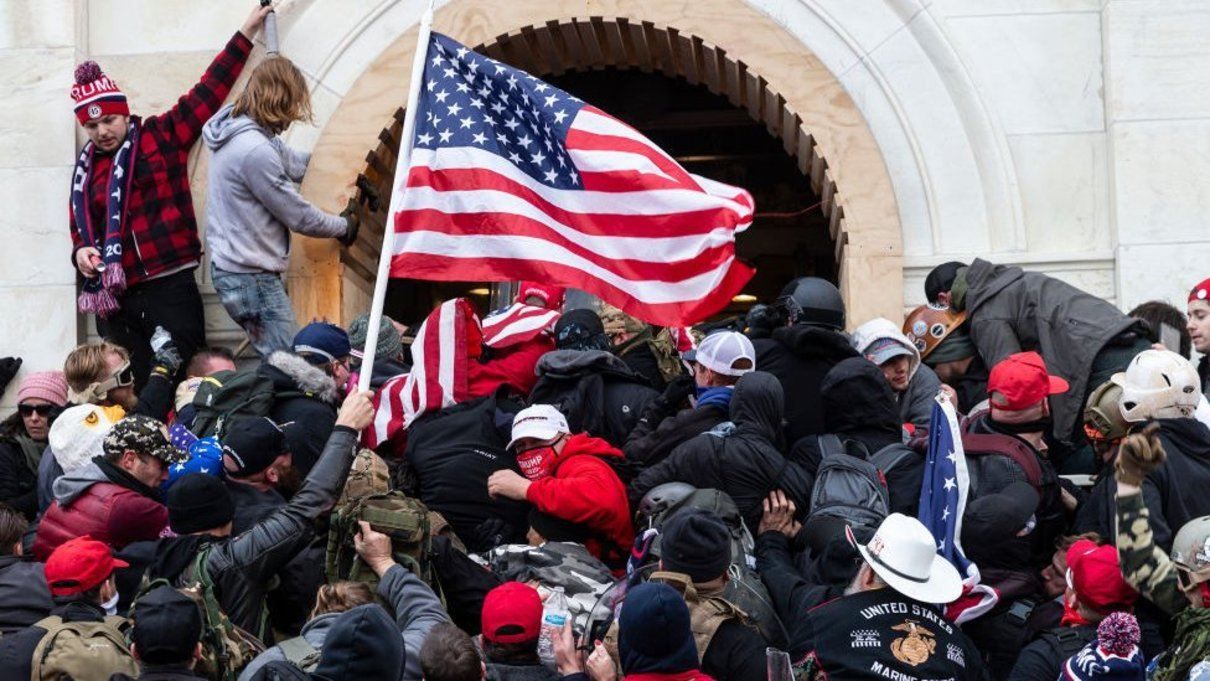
292, 0, 903, 328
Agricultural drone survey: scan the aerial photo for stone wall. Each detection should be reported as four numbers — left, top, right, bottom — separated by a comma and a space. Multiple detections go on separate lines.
3, 0, 1210, 408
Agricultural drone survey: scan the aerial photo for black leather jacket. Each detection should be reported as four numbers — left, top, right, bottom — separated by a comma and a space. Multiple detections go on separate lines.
150, 427, 359, 640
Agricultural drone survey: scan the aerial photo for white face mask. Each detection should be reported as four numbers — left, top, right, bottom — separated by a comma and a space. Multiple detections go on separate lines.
101, 591, 119, 616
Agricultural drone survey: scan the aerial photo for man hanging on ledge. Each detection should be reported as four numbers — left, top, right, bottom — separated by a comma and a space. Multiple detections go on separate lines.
67, 3, 273, 389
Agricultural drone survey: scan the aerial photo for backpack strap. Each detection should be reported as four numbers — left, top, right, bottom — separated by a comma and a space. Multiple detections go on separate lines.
1039, 627, 1089, 661
277, 636, 320, 670
816, 434, 846, 461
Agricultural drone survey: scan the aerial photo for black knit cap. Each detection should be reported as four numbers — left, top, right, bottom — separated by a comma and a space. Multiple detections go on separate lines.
167, 472, 234, 534
131, 585, 203, 665
660, 508, 732, 582
925, 261, 968, 304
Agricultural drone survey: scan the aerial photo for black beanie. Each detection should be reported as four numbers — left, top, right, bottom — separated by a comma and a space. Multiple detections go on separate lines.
167, 473, 234, 535
925, 261, 967, 303
660, 509, 732, 582
528, 508, 590, 543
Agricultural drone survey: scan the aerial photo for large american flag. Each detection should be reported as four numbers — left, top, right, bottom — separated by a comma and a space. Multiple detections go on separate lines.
387, 33, 756, 327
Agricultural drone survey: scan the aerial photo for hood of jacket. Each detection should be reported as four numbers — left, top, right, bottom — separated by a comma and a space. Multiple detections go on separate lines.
50, 458, 110, 506
820, 358, 902, 444
549, 432, 624, 474
202, 103, 265, 152
263, 351, 340, 405
963, 258, 1024, 315
1158, 418, 1210, 463
772, 324, 859, 362
536, 349, 642, 380
728, 372, 784, 443
850, 317, 921, 381
313, 604, 404, 681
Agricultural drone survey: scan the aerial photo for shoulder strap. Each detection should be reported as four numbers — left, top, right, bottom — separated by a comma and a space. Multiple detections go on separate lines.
277, 635, 320, 668
816, 434, 846, 461
1040, 627, 1088, 659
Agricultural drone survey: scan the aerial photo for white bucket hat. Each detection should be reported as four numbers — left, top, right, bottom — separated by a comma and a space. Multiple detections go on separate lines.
507, 404, 570, 450
852, 513, 963, 604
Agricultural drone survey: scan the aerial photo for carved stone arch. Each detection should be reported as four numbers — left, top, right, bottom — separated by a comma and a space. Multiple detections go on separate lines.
294, 1, 903, 328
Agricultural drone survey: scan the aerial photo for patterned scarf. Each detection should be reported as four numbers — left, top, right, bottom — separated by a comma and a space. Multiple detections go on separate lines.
71, 119, 140, 317
1154, 606, 1210, 681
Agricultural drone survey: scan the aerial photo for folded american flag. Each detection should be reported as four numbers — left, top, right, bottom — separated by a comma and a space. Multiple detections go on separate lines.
480, 302, 559, 349
386, 33, 755, 327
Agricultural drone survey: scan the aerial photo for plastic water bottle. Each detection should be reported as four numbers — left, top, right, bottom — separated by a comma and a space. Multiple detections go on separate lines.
536, 586, 570, 668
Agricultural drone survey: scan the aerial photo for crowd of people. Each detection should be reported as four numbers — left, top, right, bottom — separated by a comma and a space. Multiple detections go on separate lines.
9, 3, 1210, 680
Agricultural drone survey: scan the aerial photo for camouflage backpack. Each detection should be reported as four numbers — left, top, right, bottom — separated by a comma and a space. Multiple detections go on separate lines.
339, 448, 391, 505
326, 491, 444, 598
134, 543, 265, 681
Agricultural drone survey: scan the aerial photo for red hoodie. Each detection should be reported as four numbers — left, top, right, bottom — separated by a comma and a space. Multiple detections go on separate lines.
525, 433, 634, 563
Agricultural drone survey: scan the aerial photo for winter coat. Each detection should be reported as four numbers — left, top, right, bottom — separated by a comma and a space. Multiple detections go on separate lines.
0, 555, 52, 634
404, 390, 529, 553
260, 352, 340, 475
752, 325, 859, 444
148, 427, 358, 641
1136, 417, 1210, 551
526, 433, 634, 563
238, 563, 446, 681
960, 258, 1150, 445
530, 350, 659, 449
69, 34, 252, 286
629, 372, 814, 530
1006, 625, 1096, 681
624, 399, 730, 468
34, 457, 168, 560
0, 414, 44, 520
202, 104, 348, 274
472, 336, 554, 397
700, 617, 768, 681
0, 601, 120, 681
486, 661, 561, 680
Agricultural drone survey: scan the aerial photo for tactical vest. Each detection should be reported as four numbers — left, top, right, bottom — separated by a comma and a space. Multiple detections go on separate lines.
605, 571, 749, 664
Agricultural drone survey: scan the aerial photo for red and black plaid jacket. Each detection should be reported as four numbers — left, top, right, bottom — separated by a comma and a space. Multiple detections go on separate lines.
71, 32, 253, 286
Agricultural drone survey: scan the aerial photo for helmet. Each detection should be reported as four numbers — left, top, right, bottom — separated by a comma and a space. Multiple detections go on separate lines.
776, 277, 845, 329
1084, 380, 1130, 442
1172, 516, 1210, 586
902, 304, 967, 361
1111, 349, 1201, 422
637, 482, 696, 521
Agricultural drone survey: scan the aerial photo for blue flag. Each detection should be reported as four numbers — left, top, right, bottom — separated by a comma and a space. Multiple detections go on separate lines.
917, 396, 974, 578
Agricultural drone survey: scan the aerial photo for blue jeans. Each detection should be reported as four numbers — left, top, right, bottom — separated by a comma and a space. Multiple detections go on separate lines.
211, 265, 297, 358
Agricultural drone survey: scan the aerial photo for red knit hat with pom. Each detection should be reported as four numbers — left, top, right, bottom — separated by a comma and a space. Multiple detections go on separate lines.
70, 61, 129, 124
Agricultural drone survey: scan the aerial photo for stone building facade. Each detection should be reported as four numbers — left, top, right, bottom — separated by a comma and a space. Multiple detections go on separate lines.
2, 0, 1208, 407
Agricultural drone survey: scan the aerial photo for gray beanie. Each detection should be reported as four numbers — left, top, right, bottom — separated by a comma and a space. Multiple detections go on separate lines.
347, 314, 403, 362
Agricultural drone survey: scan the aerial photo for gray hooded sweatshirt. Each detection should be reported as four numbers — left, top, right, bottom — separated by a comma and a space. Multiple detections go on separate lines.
202, 103, 347, 274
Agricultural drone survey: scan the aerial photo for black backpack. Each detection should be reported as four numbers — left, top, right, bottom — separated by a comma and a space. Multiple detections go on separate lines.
190, 369, 304, 439
807, 435, 917, 539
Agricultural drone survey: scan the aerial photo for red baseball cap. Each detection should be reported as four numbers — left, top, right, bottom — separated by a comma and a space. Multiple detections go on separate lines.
44, 536, 129, 597
482, 582, 543, 644
987, 351, 1069, 410
1067, 539, 1137, 615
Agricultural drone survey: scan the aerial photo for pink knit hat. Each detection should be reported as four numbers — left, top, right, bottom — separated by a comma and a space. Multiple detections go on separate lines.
17, 371, 69, 407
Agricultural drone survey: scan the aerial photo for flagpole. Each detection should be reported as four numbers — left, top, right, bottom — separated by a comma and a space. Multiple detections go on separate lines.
357, 0, 434, 394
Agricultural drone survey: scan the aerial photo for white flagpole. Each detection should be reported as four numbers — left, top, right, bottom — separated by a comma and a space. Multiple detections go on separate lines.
357, 1, 435, 394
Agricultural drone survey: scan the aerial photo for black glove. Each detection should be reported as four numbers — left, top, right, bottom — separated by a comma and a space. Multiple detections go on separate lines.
0, 357, 21, 399
356, 176, 383, 213
150, 326, 182, 377
660, 374, 696, 411
338, 199, 361, 247
471, 517, 513, 553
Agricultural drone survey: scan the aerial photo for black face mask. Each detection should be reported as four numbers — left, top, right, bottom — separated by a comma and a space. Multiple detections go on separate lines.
990, 415, 1053, 435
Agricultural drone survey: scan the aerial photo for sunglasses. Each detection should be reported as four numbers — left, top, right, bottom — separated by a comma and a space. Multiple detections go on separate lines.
18, 403, 57, 417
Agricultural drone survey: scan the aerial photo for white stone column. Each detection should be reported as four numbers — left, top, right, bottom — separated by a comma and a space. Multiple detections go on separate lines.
0, 0, 81, 408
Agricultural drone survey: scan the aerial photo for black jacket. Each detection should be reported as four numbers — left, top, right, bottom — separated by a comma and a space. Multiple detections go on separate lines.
0, 600, 111, 679
614, 332, 668, 390
148, 427, 359, 641
752, 325, 859, 444
0, 554, 52, 634
1006, 625, 1096, 681
0, 413, 42, 519
702, 617, 769, 681
259, 352, 340, 475
1137, 417, 1210, 551
404, 390, 529, 552
530, 350, 659, 449
624, 401, 729, 468
629, 372, 813, 530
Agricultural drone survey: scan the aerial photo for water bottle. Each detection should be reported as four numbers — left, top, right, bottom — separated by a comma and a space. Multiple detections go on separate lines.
536, 586, 570, 668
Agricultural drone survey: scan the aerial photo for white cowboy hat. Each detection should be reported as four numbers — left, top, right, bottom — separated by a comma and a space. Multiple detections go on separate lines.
852, 513, 963, 604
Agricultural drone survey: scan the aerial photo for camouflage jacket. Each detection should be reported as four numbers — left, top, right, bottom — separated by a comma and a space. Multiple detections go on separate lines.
485, 542, 615, 624
1116, 490, 1188, 616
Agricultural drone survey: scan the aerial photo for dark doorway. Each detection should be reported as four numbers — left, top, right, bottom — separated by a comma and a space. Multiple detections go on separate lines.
382, 67, 833, 327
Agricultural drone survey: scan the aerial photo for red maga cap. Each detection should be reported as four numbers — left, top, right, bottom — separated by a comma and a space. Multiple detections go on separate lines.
44, 536, 129, 597
481, 582, 543, 644
1189, 278, 1210, 303
1067, 539, 1137, 614
987, 351, 1068, 410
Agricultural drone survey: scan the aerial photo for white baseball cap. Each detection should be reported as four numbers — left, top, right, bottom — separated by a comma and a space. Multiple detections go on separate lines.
683, 331, 756, 377
507, 404, 570, 450
851, 513, 963, 604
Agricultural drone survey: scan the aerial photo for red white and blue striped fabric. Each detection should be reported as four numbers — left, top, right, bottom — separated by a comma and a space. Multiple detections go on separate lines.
386, 33, 755, 327
480, 302, 560, 349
